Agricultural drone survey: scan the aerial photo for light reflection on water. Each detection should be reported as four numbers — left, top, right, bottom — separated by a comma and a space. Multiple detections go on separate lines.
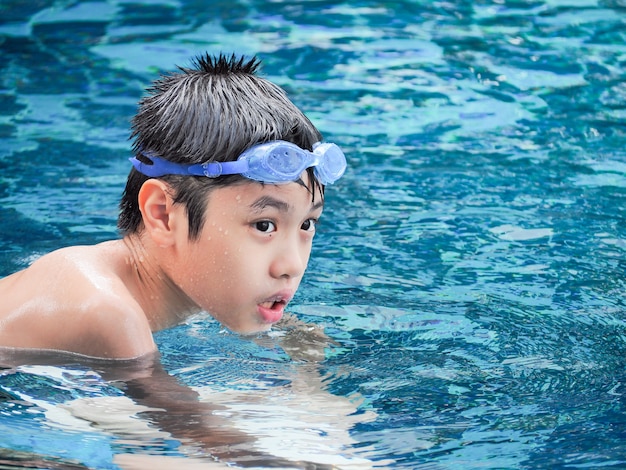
0, 0, 625, 468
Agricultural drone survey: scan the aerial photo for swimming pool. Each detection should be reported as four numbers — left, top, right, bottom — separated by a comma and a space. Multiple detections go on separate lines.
1, 0, 625, 468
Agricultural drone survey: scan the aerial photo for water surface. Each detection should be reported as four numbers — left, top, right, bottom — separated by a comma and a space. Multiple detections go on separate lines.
1, 0, 625, 468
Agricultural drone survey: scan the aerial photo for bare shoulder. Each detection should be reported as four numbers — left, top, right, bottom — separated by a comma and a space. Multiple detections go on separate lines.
0, 242, 156, 359
3, 242, 131, 305
72, 291, 157, 359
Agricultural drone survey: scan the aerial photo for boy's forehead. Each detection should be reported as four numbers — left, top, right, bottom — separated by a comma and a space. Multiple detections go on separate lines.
210, 178, 324, 211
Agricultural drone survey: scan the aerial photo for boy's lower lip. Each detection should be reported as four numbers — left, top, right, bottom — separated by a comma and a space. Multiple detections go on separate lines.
257, 302, 285, 324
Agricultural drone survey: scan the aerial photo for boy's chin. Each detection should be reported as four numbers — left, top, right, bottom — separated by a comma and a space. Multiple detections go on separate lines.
223, 322, 272, 337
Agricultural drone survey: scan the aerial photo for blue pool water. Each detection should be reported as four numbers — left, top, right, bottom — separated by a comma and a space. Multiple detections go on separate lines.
1, 0, 625, 468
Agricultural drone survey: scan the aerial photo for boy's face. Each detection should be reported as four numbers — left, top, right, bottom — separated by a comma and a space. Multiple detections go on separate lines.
173, 173, 323, 334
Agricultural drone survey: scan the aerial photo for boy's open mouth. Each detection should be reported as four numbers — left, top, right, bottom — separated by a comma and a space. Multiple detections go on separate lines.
260, 299, 285, 310
257, 296, 289, 324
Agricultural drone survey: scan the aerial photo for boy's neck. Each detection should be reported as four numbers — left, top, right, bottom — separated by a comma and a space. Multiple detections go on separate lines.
122, 234, 201, 331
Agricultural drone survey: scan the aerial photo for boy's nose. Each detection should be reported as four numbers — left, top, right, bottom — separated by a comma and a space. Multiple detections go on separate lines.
270, 239, 307, 279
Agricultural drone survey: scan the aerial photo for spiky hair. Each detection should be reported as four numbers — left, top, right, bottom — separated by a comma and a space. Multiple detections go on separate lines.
184, 53, 261, 75
129, 52, 319, 165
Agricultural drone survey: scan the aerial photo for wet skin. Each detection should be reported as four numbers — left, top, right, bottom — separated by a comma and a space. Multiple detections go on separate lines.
0, 173, 323, 359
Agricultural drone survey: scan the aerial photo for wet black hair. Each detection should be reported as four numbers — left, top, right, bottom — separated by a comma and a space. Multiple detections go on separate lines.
117, 53, 323, 240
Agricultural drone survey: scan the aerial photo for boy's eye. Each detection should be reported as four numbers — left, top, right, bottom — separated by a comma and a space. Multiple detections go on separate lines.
301, 218, 317, 232
255, 220, 276, 233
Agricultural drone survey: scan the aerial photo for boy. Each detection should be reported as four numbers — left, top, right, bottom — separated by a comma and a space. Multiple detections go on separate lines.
0, 53, 346, 360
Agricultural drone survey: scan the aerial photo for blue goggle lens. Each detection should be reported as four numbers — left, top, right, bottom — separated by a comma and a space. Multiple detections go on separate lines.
313, 142, 347, 184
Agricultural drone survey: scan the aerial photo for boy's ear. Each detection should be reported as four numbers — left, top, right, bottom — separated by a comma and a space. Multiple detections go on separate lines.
138, 180, 182, 247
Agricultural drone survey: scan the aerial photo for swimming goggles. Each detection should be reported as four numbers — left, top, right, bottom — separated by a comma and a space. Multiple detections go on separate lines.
130, 140, 346, 185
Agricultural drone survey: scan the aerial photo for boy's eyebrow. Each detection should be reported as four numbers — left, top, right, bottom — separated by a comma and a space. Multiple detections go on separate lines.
250, 196, 291, 213
311, 200, 324, 211
249, 196, 324, 213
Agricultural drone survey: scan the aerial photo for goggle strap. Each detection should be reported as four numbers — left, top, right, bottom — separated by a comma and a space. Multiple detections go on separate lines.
130, 154, 248, 178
